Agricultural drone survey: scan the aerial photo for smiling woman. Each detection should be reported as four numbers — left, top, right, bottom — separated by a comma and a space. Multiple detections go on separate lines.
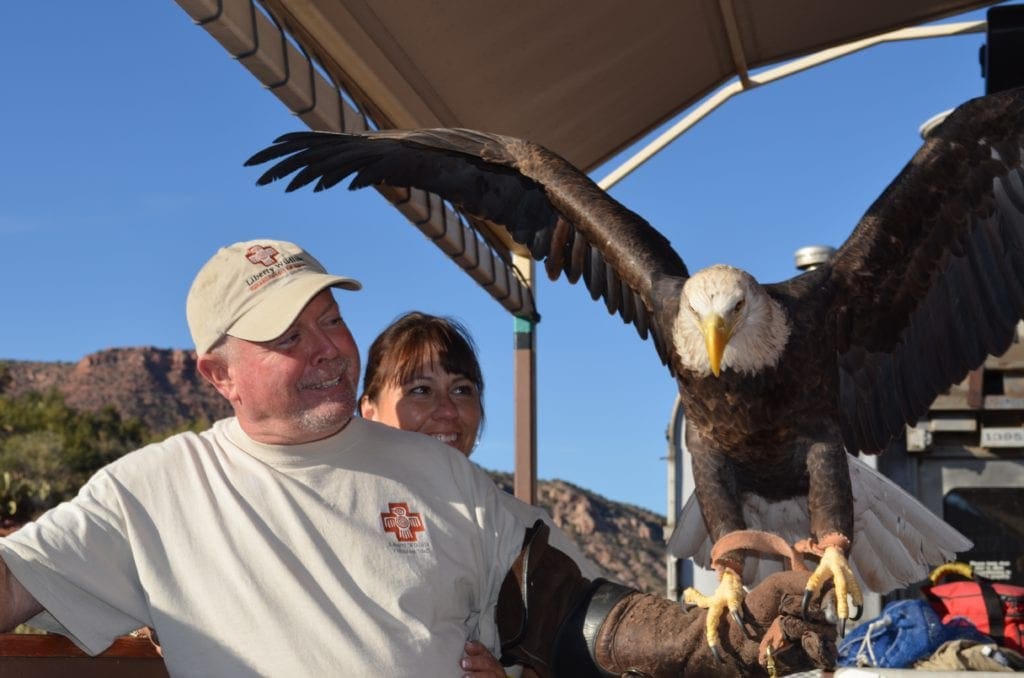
360, 312, 485, 456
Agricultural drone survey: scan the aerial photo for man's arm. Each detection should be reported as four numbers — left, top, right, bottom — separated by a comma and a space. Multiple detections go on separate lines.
497, 522, 837, 678
1, 555, 44, 631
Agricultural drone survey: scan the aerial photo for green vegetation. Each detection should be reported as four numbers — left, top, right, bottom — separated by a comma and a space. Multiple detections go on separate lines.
0, 387, 149, 523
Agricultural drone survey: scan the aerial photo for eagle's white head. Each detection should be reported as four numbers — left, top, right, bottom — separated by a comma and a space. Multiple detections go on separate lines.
672, 264, 791, 377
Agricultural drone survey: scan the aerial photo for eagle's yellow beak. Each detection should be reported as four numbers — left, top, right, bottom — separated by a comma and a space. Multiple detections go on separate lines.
701, 313, 730, 377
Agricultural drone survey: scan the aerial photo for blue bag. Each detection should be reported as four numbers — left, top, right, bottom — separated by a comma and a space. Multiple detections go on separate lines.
837, 599, 990, 668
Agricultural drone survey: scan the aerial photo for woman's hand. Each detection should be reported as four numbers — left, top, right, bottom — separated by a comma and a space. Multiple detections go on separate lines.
460, 640, 507, 677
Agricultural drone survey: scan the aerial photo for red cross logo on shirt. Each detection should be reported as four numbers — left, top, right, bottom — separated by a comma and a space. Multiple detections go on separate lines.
381, 502, 426, 542
245, 245, 279, 267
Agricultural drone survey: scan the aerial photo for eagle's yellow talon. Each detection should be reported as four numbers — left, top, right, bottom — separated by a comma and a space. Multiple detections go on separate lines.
684, 568, 745, 652
803, 545, 864, 621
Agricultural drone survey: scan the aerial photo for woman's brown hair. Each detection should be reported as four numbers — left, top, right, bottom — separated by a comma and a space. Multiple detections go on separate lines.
361, 312, 484, 415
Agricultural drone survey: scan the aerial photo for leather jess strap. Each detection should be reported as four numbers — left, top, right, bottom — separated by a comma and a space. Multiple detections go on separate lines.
711, 530, 808, 573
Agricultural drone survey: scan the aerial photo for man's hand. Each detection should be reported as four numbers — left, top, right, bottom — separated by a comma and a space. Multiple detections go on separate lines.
460, 640, 507, 678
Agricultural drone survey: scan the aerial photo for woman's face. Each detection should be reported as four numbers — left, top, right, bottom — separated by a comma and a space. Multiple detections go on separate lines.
361, 362, 482, 456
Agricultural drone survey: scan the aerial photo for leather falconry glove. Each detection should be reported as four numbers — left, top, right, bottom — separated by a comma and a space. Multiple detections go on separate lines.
497, 522, 838, 677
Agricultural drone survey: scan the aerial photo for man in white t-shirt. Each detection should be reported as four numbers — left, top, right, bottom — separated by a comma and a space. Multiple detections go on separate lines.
0, 239, 838, 677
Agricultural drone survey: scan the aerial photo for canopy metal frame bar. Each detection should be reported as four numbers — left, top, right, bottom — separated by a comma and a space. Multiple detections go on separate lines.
598, 19, 987, 190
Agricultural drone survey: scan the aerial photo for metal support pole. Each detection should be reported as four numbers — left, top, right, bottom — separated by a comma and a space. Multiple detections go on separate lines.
513, 255, 537, 505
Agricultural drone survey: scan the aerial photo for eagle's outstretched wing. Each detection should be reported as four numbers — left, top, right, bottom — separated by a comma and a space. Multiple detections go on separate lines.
245, 128, 690, 371
813, 88, 1024, 453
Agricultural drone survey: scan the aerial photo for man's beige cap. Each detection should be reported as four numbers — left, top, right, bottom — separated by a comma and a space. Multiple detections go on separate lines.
186, 239, 361, 354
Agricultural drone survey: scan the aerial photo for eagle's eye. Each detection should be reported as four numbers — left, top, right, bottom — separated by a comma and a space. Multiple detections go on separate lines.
733, 299, 745, 313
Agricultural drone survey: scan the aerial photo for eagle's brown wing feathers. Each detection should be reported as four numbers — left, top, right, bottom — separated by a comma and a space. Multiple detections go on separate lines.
819, 88, 1024, 453
245, 128, 690, 371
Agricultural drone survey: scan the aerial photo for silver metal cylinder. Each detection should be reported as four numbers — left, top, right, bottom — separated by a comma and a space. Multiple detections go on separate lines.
794, 245, 836, 271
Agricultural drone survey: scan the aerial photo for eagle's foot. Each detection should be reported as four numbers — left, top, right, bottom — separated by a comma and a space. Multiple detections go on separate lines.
682, 567, 752, 658
799, 540, 863, 636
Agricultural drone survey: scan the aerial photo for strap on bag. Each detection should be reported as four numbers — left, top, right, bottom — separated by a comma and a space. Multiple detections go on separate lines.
980, 579, 1006, 641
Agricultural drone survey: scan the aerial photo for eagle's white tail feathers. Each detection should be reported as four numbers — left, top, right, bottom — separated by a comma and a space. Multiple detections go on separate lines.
851, 509, 921, 591
666, 455, 972, 592
847, 454, 971, 590
671, 492, 710, 563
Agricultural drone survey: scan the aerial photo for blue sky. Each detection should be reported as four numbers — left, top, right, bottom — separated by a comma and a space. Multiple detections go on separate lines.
1, 3, 1000, 514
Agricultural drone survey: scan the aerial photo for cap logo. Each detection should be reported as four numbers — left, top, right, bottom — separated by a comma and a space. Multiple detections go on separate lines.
242, 247, 313, 291
246, 245, 280, 267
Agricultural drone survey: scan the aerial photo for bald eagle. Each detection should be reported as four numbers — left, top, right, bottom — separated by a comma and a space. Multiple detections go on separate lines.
244, 87, 1024, 647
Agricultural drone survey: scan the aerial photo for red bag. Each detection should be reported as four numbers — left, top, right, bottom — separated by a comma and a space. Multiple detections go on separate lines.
924, 579, 1024, 652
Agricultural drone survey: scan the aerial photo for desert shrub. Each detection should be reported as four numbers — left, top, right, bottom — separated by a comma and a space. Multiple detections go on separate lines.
0, 389, 148, 522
